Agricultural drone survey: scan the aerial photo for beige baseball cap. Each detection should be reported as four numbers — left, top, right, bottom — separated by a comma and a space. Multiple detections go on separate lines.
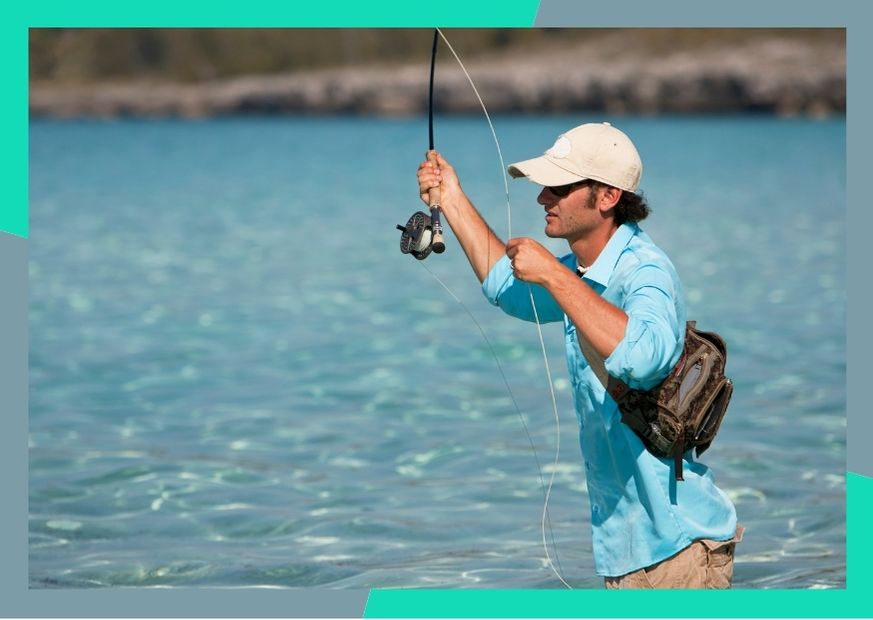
507, 122, 643, 192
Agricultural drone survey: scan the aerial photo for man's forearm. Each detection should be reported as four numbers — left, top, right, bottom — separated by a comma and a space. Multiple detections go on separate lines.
440, 188, 507, 283
541, 266, 628, 359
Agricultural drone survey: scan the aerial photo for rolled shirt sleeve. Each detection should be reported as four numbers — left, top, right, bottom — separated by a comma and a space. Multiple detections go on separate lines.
603, 262, 683, 390
481, 254, 565, 323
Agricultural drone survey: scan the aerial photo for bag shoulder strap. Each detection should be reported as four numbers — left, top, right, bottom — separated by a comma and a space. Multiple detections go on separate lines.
577, 322, 686, 480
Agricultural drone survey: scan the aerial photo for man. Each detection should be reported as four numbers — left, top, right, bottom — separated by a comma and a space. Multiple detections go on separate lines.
416, 122, 741, 589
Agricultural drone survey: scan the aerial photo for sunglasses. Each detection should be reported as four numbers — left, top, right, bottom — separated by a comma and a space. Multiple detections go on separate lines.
545, 180, 591, 198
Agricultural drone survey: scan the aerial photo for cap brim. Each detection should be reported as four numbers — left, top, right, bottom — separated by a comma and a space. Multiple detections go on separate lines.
507, 156, 585, 186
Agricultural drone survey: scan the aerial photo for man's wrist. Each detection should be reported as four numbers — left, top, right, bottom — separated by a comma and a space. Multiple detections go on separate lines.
436, 188, 464, 220
541, 261, 579, 293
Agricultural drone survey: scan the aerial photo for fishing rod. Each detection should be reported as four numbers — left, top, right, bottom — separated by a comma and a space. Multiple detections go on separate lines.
394, 28, 573, 588
396, 29, 445, 260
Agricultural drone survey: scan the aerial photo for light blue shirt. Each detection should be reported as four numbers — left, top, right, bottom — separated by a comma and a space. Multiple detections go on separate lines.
482, 223, 737, 577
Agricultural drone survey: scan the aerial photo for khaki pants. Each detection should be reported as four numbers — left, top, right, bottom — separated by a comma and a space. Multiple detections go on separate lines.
604, 526, 744, 589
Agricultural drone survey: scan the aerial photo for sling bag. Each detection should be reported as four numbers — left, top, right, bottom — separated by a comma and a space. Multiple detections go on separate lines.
579, 321, 733, 481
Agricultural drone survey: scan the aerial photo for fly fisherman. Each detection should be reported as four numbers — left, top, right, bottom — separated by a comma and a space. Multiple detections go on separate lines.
416, 122, 742, 589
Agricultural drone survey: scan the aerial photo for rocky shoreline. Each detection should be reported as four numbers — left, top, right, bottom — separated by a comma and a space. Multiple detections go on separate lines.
30, 35, 845, 119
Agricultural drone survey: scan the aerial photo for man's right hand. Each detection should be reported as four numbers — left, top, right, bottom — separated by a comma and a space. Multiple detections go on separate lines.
416, 150, 460, 210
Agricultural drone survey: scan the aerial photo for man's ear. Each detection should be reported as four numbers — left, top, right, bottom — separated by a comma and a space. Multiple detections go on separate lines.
598, 185, 622, 212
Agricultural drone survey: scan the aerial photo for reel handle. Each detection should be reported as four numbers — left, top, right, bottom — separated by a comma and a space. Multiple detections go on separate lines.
426, 151, 446, 254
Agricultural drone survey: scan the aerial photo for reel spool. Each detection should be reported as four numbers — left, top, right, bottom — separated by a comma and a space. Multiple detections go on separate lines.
396, 211, 435, 260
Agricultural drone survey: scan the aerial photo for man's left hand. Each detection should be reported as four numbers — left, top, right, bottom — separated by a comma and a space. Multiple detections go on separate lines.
505, 237, 560, 285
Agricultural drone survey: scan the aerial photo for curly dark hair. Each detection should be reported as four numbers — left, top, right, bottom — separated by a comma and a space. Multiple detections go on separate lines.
589, 181, 650, 225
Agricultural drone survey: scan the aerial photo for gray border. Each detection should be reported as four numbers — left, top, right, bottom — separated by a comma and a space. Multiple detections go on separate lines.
5, 2, 866, 619
536, 0, 850, 27
1, 234, 28, 598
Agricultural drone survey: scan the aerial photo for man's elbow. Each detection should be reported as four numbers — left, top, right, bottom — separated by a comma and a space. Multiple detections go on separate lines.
610, 323, 681, 388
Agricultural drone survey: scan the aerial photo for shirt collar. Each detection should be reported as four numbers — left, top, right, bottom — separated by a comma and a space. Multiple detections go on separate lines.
579, 223, 636, 287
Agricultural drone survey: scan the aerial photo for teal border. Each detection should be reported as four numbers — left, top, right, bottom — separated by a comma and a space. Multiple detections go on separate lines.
1, 7, 27, 238
6, 0, 866, 618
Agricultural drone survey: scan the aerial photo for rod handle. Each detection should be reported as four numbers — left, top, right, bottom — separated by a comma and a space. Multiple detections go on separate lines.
426, 151, 446, 253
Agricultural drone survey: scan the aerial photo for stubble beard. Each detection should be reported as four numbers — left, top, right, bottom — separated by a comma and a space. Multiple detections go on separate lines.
544, 191, 598, 241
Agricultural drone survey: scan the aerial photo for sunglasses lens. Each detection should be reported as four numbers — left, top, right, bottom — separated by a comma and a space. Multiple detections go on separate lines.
548, 180, 588, 197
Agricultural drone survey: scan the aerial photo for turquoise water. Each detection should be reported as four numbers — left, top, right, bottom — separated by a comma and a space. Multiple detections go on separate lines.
29, 116, 845, 589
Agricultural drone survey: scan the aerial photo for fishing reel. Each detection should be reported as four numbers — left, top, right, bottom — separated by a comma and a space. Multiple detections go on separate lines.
396, 208, 445, 260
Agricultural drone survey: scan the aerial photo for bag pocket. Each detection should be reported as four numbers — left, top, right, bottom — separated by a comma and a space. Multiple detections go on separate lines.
693, 378, 733, 455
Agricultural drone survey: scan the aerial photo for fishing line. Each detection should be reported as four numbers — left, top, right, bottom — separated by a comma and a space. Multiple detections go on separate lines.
435, 29, 511, 238
430, 28, 573, 589
419, 263, 551, 489
418, 260, 566, 582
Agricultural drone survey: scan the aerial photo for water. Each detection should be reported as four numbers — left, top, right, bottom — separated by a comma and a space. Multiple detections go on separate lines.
28, 115, 845, 589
